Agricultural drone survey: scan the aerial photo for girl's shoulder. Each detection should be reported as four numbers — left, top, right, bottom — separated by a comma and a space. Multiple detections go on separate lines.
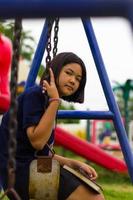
18, 85, 43, 99
18, 85, 49, 105
24, 85, 42, 95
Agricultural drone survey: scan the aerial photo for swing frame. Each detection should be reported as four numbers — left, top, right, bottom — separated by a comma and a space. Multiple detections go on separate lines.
0, 1, 133, 199
25, 17, 133, 183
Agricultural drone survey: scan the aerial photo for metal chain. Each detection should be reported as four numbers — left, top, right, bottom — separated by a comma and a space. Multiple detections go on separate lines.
6, 19, 22, 200
1, 18, 59, 200
53, 17, 59, 58
45, 17, 59, 67
45, 18, 54, 67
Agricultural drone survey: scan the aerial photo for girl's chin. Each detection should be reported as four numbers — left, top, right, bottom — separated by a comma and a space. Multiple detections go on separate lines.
63, 91, 74, 96
60, 88, 75, 97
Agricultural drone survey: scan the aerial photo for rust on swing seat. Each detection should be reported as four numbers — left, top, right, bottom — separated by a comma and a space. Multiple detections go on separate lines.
29, 158, 60, 200
37, 156, 52, 173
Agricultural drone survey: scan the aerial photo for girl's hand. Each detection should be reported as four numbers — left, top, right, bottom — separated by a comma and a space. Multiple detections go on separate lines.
69, 160, 98, 181
53, 155, 97, 181
78, 164, 98, 181
42, 68, 59, 98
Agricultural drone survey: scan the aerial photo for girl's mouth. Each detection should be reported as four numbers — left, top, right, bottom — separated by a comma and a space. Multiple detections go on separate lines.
65, 85, 73, 91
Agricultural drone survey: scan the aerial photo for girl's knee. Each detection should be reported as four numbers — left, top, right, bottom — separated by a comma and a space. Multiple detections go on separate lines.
66, 185, 105, 200
94, 193, 105, 200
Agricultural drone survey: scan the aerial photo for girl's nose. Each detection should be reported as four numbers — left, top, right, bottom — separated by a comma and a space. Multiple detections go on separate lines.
70, 77, 75, 84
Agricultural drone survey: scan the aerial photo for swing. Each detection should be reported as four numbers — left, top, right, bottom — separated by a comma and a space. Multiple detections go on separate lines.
1, 18, 60, 200
28, 18, 61, 200
0, 34, 12, 114
29, 150, 60, 200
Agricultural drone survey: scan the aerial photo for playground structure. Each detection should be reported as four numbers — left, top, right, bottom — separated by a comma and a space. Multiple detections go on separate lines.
0, 0, 133, 198
0, 34, 12, 114
55, 126, 127, 173
91, 119, 121, 150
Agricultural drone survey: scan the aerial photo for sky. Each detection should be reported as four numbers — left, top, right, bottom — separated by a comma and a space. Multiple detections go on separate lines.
23, 17, 133, 111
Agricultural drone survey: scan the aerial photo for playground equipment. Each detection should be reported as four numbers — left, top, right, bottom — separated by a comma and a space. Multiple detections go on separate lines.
0, 0, 133, 198
0, 34, 12, 113
55, 126, 127, 173
91, 119, 121, 150
29, 159, 60, 200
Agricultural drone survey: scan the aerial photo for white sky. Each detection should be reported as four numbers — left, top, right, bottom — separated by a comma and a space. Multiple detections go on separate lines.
23, 18, 133, 111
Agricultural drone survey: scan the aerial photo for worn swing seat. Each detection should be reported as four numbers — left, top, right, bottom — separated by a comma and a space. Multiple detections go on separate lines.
29, 157, 60, 200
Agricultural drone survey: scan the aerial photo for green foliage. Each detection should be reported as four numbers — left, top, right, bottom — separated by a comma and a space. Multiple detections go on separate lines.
38, 64, 45, 78
114, 80, 133, 118
128, 95, 133, 119
113, 79, 133, 130
0, 20, 35, 61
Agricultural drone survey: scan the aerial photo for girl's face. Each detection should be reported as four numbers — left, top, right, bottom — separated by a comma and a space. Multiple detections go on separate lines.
57, 63, 82, 97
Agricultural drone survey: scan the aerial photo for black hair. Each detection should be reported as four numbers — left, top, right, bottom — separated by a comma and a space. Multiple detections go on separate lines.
40, 52, 87, 103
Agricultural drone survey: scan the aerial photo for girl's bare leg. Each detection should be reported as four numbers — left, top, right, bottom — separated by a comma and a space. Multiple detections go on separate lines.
66, 185, 105, 200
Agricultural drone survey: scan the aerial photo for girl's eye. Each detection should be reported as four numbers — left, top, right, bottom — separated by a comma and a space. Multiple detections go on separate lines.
76, 77, 81, 82
66, 71, 72, 75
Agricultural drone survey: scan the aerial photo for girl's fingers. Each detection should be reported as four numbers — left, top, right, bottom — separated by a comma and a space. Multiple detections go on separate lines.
42, 71, 59, 98
49, 68, 55, 84
91, 171, 97, 180
42, 80, 49, 91
87, 167, 97, 180
43, 80, 48, 87
79, 165, 98, 180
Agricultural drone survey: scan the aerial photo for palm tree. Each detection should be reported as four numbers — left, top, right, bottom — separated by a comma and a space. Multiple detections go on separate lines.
113, 79, 133, 134
0, 20, 35, 61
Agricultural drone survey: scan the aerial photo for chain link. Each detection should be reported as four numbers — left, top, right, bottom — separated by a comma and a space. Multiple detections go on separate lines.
1, 17, 59, 200
45, 18, 54, 67
6, 19, 22, 200
45, 17, 59, 68
53, 17, 59, 58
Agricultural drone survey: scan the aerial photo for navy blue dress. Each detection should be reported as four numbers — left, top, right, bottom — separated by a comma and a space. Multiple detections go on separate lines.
0, 85, 54, 199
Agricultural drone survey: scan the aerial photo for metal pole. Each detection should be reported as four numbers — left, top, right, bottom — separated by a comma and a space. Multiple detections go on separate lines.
82, 18, 133, 182
0, 0, 132, 19
57, 110, 114, 120
25, 19, 49, 89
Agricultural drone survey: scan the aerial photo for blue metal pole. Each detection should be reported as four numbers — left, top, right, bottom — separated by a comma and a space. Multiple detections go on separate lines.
128, 7, 133, 32
0, 0, 132, 19
82, 18, 133, 182
57, 110, 114, 119
25, 19, 49, 89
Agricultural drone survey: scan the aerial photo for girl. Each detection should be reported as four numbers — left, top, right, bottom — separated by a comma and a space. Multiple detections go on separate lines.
0, 52, 105, 200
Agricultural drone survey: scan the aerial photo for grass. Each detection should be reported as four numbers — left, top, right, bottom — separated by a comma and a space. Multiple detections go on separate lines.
55, 146, 133, 200
92, 163, 133, 200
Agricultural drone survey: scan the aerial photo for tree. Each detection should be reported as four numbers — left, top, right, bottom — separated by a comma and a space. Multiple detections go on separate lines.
113, 79, 133, 134
0, 20, 35, 61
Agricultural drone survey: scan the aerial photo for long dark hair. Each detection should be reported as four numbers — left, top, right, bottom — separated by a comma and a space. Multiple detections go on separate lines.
40, 52, 87, 103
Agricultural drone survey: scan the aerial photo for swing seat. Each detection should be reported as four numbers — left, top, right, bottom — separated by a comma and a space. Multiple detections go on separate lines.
0, 34, 12, 114
29, 159, 60, 200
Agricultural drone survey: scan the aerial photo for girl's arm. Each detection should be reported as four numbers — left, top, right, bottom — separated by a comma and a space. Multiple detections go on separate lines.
54, 154, 98, 180
27, 100, 60, 150
27, 68, 60, 150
